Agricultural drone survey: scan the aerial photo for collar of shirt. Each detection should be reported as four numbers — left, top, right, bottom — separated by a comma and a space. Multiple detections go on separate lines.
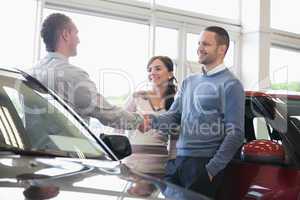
202, 63, 226, 76
46, 52, 69, 62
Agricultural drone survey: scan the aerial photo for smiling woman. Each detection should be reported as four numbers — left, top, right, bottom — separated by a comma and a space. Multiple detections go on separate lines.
121, 55, 178, 196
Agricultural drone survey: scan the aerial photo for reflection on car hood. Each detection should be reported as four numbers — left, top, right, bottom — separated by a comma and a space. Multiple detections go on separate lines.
0, 155, 210, 200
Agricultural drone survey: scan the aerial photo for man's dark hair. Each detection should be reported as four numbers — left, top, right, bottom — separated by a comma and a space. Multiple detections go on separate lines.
204, 26, 230, 54
41, 13, 72, 52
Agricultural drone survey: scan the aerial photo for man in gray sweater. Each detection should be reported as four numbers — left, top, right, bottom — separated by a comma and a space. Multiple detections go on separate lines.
141, 26, 245, 198
29, 13, 142, 129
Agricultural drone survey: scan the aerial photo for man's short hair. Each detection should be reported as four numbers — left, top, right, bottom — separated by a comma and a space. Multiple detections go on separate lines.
41, 13, 71, 52
204, 26, 230, 54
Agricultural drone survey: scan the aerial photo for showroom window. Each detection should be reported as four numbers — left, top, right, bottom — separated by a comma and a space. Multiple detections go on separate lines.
0, 0, 37, 69
155, 26, 178, 59
156, 0, 240, 20
43, 9, 149, 105
186, 33, 235, 68
271, 0, 300, 34
136, 0, 150, 2
270, 46, 300, 91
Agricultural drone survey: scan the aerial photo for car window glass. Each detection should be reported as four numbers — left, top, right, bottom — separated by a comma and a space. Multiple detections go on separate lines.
3, 87, 25, 125
0, 74, 106, 159
253, 117, 270, 140
0, 104, 24, 149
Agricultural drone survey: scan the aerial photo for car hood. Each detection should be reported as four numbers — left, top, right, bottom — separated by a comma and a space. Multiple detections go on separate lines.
0, 155, 210, 200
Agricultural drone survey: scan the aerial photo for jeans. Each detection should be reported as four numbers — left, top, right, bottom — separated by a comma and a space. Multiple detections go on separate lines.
164, 156, 224, 199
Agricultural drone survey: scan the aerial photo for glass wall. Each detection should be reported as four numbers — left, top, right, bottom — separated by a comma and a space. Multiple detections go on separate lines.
155, 26, 178, 59
271, 0, 300, 34
156, 0, 240, 20
0, 0, 37, 69
270, 46, 300, 91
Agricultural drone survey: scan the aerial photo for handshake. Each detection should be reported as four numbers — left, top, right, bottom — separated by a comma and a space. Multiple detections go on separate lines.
138, 115, 152, 133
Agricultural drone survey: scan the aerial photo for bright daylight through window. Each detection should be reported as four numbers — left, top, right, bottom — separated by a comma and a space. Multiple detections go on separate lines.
156, 0, 240, 20
0, 0, 36, 69
271, 0, 300, 34
155, 27, 178, 59
270, 47, 300, 91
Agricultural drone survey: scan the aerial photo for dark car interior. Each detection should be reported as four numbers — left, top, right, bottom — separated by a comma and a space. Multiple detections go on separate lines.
237, 95, 300, 168
244, 96, 280, 142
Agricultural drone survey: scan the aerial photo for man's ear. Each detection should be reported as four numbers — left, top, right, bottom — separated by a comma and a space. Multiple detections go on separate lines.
168, 71, 174, 79
218, 44, 227, 56
61, 29, 69, 41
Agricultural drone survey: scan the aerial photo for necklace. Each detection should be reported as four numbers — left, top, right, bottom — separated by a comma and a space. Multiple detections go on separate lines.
147, 96, 164, 112
148, 100, 163, 111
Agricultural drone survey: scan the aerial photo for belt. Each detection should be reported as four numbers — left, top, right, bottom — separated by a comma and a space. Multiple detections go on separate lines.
131, 145, 168, 155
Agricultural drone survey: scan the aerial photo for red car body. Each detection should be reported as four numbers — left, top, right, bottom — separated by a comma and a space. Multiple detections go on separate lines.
217, 91, 300, 200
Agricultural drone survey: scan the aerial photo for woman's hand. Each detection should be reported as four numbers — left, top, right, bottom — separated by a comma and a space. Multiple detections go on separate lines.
138, 115, 151, 133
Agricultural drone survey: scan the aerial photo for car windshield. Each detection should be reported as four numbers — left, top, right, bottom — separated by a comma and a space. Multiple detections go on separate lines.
0, 70, 105, 159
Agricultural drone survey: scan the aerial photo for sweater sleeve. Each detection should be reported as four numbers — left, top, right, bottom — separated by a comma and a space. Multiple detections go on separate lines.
206, 80, 245, 177
150, 80, 184, 134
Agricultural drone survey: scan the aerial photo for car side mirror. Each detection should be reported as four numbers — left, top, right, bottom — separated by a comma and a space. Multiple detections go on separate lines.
100, 134, 132, 160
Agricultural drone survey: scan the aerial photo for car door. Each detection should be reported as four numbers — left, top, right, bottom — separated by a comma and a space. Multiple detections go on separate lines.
217, 95, 300, 200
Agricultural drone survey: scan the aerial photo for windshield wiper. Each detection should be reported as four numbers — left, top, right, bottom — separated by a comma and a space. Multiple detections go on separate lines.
0, 146, 69, 157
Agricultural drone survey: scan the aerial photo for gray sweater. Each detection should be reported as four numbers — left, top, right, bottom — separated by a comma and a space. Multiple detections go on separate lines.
150, 68, 245, 176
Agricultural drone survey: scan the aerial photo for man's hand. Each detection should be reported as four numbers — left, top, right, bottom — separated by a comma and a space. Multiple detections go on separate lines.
138, 115, 151, 133
207, 170, 213, 182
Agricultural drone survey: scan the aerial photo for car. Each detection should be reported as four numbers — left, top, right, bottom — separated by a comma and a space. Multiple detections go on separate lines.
217, 91, 300, 200
0, 68, 211, 200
